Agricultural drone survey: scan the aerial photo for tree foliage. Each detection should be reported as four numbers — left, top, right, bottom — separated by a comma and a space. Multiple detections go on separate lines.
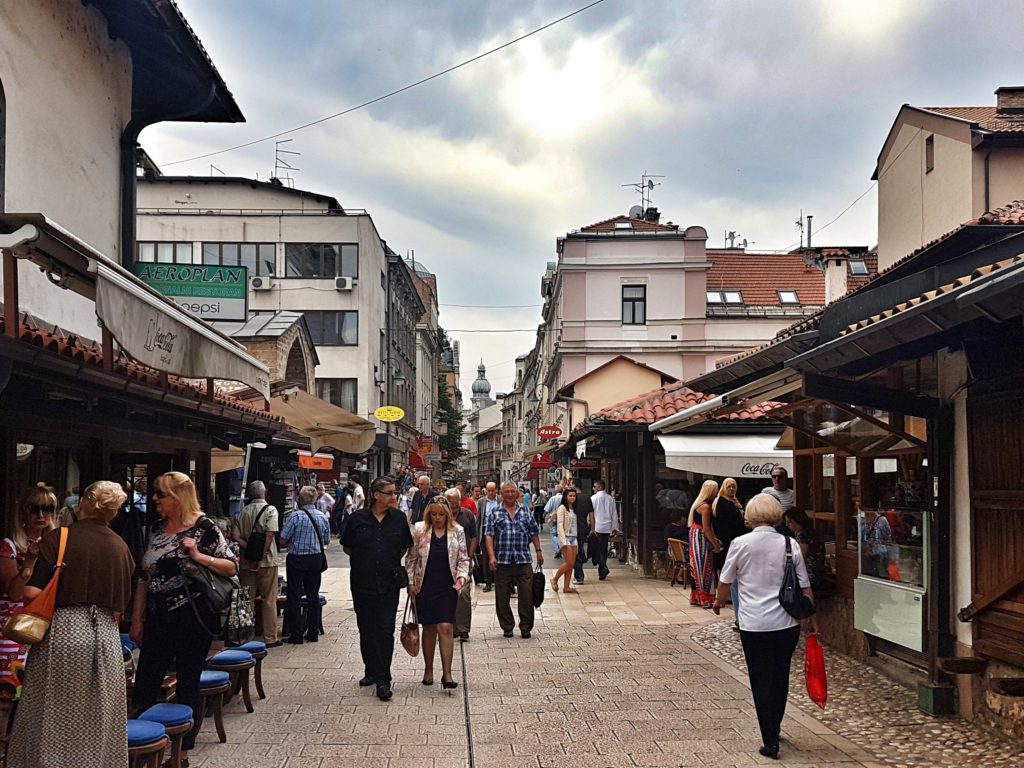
437, 372, 465, 463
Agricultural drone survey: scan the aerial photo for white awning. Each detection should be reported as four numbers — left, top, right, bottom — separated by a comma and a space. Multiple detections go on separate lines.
211, 447, 246, 474
655, 434, 792, 479
269, 388, 377, 455
0, 214, 271, 399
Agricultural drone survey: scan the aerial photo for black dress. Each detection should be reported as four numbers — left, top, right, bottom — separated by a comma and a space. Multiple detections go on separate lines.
418, 531, 457, 625
713, 497, 748, 572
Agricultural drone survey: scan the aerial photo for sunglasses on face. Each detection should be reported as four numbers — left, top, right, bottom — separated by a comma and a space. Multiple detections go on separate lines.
771, 475, 784, 480
28, 505, 56, 515
153, 490, 170, 499
379, 490, 396, 497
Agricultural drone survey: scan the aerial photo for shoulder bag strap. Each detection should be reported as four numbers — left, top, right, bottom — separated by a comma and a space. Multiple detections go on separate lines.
301, 509, 326, 555
251, 502, 269, 534
55, 526, 69, 570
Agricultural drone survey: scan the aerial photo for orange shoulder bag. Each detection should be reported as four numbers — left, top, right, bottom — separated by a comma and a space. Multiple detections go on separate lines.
3, 527, 69, 645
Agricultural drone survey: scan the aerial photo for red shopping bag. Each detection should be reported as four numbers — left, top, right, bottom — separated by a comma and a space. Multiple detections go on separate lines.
805, 633, 827, 709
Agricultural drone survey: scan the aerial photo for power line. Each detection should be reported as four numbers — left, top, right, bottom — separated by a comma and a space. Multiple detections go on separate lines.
441, 302, 543, 308
161, 0, 609, 167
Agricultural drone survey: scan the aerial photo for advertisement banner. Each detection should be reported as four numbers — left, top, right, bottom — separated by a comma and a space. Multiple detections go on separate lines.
132, 264, 248, 322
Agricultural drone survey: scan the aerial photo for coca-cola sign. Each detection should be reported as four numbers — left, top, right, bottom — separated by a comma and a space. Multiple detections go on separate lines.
741, 462, 783, 477
537, 425, 562, 440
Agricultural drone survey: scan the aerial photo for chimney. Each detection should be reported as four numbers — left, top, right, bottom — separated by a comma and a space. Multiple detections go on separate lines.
823, 250, 848, 305
806, 215, 813, 248
995, 86, 1024, 118
643, 207, 660, 223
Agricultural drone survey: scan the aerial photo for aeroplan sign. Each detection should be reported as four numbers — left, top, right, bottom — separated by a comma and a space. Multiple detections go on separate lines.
133, 264, 248, 322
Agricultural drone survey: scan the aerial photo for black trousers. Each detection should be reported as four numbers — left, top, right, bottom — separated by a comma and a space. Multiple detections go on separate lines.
594, 532, 611, 576
494, 563, 533, 633
285, 553, 323, 640
133, 603, 215, 751
352, 588, 400, 684
739, 625, 800, 750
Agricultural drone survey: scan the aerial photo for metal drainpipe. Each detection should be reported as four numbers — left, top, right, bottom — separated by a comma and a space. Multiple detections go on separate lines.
120, 118, 146, 272
984, 150, 992, 213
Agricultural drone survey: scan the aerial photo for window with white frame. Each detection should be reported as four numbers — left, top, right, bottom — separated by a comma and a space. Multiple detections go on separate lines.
778, 290, 799, 304
723, 291, 743, 304
849, 259, 869, 276
706, 291, 723, 304
137, 242, 193, 264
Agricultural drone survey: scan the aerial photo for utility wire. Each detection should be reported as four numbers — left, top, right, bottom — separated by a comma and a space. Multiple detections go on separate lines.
162, 0, 609, 167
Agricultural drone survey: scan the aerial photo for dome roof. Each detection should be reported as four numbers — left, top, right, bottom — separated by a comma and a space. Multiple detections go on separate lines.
471, 361, 491, 395
404, 258, 432, 278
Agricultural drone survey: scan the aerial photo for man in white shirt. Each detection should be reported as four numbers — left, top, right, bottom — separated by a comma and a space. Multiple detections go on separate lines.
477, 482, 500, 592
588, 480, 620, 581
762, 467, 795, 512
348, 477, 366, 511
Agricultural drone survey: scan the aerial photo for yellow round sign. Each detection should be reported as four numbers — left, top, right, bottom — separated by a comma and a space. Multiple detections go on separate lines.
374, 405, 405, 422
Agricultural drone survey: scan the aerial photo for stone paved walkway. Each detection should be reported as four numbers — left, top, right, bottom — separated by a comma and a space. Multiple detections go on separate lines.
184, 558, 1016, 768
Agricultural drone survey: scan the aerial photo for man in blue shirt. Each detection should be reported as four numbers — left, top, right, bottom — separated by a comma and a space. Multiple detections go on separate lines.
485, 481, 543, 638
280, 485, 331, 645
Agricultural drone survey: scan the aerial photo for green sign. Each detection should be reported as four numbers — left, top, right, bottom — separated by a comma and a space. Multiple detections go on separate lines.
133, 264, 248, 321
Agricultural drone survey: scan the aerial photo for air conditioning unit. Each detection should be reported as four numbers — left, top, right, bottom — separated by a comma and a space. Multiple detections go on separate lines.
334, 276, 354, 291
249, 275, 273, 291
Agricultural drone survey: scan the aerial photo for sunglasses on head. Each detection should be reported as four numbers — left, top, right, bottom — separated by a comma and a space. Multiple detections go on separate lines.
28, 504, 56, 514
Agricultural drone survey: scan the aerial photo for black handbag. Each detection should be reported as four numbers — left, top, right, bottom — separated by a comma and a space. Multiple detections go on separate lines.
532, 563, 546, 608
779, 536, 816, 619
183, 559, 241, 637
301, 508, 329, 572
242, 503, 272, 562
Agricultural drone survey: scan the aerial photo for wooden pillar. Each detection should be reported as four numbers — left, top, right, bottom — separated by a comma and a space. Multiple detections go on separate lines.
0, 426, 16, 538
640, 430, 657, 573
195, 449, 212, 515
3, 250, 18, 339
102, 326, 114, 373
206, 378, 216, 402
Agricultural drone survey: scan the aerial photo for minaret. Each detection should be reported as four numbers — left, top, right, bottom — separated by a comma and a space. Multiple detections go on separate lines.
470, 359, 494, 411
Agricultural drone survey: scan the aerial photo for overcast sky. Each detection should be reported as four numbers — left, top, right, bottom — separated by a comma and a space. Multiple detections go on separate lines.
143, 0, 1024, 398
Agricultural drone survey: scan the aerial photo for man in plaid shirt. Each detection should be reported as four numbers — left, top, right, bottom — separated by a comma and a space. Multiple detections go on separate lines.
485, 481, 544, 638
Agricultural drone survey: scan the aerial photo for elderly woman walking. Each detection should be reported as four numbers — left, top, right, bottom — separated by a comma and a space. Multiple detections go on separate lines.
406, 499, 470, 689
714, 493, 816, 760
687, 480, 720, 608
8, 481, 135, 768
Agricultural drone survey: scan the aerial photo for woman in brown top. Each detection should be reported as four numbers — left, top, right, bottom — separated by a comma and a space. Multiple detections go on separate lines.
7, 480, 135, 768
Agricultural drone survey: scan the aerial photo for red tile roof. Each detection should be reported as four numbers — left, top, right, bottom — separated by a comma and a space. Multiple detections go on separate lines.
8, 312, 281, 423
706, 250, 826, 306
922, 106, 1024, 134
579, 215, 678, 233
586, 380, 780, 427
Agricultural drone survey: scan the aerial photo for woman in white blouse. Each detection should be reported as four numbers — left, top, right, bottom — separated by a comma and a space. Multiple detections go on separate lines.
714, 493, 817, 761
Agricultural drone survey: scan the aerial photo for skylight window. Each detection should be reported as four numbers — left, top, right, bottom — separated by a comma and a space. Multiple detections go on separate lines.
849, 259, 869, 276
723, 291, 743, 304
778, 290, 799, 304
614, 221, 633, 231
706, 291, 723, 303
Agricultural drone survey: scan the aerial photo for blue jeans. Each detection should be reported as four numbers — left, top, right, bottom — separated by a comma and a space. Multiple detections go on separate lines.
731, 581, 740, 616
550, 525, 559, 556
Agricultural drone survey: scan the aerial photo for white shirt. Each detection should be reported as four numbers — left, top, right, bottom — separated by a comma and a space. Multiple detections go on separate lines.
590, 490, 619, 534
720, 527, 810, 632
349, 483, 365, 511
761, 486, 795, 512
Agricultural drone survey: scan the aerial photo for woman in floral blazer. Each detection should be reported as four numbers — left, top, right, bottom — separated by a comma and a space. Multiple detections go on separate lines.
405, 499, 471, 689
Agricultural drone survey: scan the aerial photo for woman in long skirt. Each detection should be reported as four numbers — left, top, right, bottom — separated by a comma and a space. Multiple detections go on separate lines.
687, 480, 721, 608
9, 481, 135, 768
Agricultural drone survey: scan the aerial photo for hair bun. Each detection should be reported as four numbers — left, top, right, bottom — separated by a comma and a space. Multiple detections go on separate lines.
36, 481, 46, 489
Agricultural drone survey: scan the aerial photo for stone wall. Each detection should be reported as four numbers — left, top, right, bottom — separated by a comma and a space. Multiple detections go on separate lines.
815, 594, 870, 660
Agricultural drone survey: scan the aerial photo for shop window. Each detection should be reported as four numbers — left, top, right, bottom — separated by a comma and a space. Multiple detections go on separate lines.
285, 243, 358, 278
317, 378, 358, 412
303, 310, 358, 346
202, 242, 275, 275
138, 242, 193, 264
622, 285, 646, 325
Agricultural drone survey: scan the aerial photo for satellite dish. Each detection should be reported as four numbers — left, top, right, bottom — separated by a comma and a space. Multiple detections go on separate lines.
628, 205, 644, 219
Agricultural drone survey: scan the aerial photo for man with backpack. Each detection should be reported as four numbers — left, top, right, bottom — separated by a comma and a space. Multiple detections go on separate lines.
234, 480, 281, 647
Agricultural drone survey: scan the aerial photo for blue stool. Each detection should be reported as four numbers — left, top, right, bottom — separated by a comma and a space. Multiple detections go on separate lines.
139, 703, 192, 768
282, 593, 328, 638
197, 670, 230, 743
207, 650, 255, 713
235, 641, 268, 699
127, 719, 167, 768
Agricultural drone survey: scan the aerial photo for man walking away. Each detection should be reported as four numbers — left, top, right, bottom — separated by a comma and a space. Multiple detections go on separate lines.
588, 480, 620, 581
544, 484, 564, 559
446, 488, 478, 641
485, 481, 543, 639
280, 485, 331, 644
342, 476, 413, 701
234, 481, 281, 646
410, 474, 438, 525
476, 482, 499, 591
573, 489, 593, 585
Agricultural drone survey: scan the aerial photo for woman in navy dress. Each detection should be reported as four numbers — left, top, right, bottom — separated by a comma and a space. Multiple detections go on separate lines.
406, 500, 470, 690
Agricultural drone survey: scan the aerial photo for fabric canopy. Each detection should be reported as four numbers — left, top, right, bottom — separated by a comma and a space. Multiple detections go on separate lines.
269, 388, 377, 455
408, 450, 428, 470
211, 447, 246, 474
655, 434, 792, 479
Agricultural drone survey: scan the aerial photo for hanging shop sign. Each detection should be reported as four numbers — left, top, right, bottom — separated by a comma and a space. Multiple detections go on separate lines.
530, 451, 553, 470
537, 425, 562, 440
132, 263, 248, 322
569, 458, 600, 469
374, 405, 405, 422
297, 451, 334, 470
416, 436, 435, 454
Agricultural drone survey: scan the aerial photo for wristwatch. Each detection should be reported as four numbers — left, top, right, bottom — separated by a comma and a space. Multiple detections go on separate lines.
19, 566, 33, 580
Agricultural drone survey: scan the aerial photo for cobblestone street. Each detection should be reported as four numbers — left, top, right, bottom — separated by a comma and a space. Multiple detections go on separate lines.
185, 558, 1020, 768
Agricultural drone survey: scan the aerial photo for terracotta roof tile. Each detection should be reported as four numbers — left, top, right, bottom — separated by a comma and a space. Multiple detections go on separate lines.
578, 215, 678, 233
706, 251, 826, 306
7, 312, 280, 422
922, 106, 1024, 134
585, 380, 780, 427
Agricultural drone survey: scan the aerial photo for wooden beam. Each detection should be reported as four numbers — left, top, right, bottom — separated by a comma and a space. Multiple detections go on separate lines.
102, 326, 114, 373
2, 250, 17, 339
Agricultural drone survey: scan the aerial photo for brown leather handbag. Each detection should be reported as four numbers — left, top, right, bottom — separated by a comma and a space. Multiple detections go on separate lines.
400, 595, 420, 656
3, 528, 69, 645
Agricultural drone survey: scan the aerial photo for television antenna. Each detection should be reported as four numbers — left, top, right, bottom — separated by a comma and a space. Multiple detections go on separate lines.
273, 139, 301, 187
621, 171, 664, 211
794, 208, 804, 249
209, 164, 225, 176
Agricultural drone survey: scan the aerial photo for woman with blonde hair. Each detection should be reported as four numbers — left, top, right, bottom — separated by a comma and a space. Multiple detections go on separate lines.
688, 479, 721, 608
713, 478, 748, 622
8, 481, 135, 768
550, 487, 579, 594
129, 471, 237, 764
406, 499, 470, 690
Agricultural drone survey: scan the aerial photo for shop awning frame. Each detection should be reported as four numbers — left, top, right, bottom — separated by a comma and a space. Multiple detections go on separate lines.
269, 386, 377, 455
654, 433, 792, 478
